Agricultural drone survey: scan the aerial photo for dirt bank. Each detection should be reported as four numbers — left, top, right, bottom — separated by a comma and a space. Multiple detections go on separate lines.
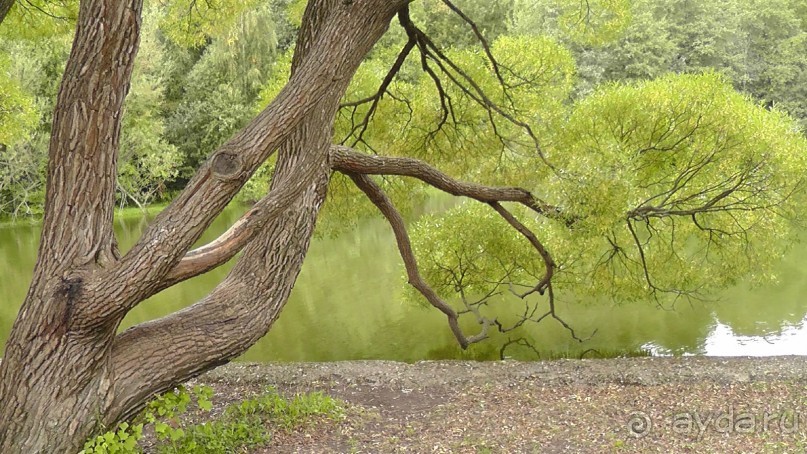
187, 357, 807, 453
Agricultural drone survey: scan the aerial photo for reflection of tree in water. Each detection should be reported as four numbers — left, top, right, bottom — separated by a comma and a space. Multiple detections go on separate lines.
705, 233, 807, 337
425, 341, 500, 361
3, 208, 806, 361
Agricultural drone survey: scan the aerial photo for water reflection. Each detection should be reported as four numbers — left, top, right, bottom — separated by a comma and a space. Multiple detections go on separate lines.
704, 318, 807, 356
1, 208, 806, 360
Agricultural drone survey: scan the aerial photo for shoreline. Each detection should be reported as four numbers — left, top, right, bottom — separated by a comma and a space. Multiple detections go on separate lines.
202, 356, 807, 387
182, 356, 807, 452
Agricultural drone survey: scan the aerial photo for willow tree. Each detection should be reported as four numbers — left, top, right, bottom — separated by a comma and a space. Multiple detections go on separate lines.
1, 0, 806, 451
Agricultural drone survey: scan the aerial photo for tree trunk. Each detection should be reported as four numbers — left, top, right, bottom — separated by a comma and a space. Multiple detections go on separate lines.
0, 0, 406, 451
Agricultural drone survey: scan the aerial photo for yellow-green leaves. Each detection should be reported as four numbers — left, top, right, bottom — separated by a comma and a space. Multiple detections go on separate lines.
476, 35, 576, 125
158, 0, 264, 48
546, 72, 807, 300
406, 71, 807, 309
0, 0, 77, 40
554, 0, 631, 46
337, 34, 575, 182
0, 51, 37, 146
285, 0, 307, 28
410, 202, 545, 301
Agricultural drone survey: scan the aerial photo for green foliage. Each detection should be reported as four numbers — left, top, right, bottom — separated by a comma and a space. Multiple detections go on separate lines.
157, 0, 263, 48
238, 159, 276, 204
80, 422, 143, 454
253, 49, 293, 111
555, 0, 631, 46
513, 0, 807, 127
554, 73, 805, 294
0, 0, 78, 40
227, 387, 342, 429
163, 3, 279, 176
0, 51, 37, 146
341, 34, 574, 172
0, 138, 47, 217
735, 0, 807, 127
563, 0, 678, 96
158, 388, 341, 453
119, 6, 182, 209
284, 0, 307, 28
81, 384, 342, 454
411, 73, 807, 308
512, 0, 631, 46
80, 385, 213, 454
410, 202, 544, 302
410, 0, 515, 48
0, 35, 69, 217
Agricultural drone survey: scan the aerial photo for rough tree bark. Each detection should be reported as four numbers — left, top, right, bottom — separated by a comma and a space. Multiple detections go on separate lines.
0, 0, 407, 451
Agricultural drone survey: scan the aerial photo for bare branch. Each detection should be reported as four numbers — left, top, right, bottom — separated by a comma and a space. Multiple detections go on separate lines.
440, 0, 514, 107
17, 0, 70, 20
349, 173, 490, 348
340, 36, 417, 146
488, 202, 554, 297
499, 337, 541, 360
397, 11, 557, 171
330, 145, 566, 220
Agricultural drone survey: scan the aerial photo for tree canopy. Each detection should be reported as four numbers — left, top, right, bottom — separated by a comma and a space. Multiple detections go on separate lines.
2, 0, 807, 216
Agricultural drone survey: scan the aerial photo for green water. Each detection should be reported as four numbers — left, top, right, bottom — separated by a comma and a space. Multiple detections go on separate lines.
1, 207, 806, 361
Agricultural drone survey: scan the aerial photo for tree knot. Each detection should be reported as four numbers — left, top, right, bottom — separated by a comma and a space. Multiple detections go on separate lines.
211, 152, 243, 180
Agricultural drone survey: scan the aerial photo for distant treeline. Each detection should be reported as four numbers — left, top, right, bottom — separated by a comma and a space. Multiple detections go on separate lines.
0, 0, 805, 217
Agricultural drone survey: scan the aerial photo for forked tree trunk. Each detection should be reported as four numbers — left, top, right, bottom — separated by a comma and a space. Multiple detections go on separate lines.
0, 0, 405, 451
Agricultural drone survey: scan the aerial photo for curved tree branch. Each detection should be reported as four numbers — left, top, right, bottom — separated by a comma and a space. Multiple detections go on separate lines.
440, 0, 513, 107
397, 10, 556, 170
330, 145, 565, 219
488, 202, 554, 297
349, 173, 490, 348
153, 155, 326, 294
87, 1, 410, 319
344, 147, 572, 349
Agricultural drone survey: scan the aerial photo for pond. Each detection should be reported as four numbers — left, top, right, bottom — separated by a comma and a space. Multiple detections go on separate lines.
1, 206, 806, 361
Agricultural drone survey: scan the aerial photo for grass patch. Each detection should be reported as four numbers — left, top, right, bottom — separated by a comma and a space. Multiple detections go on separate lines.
165, 389, 343, 453
82, 386, 343, 454
154, 387, 343, 454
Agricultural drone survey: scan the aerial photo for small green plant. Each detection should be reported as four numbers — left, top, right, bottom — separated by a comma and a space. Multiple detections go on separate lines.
82, 385, 343, 454
145, 385, 214, 450
229, 388, 342, 428
80, 385, 213, 454
79, 422, 143, 454
156, 387, 342, 454
162, 418, 269, 453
